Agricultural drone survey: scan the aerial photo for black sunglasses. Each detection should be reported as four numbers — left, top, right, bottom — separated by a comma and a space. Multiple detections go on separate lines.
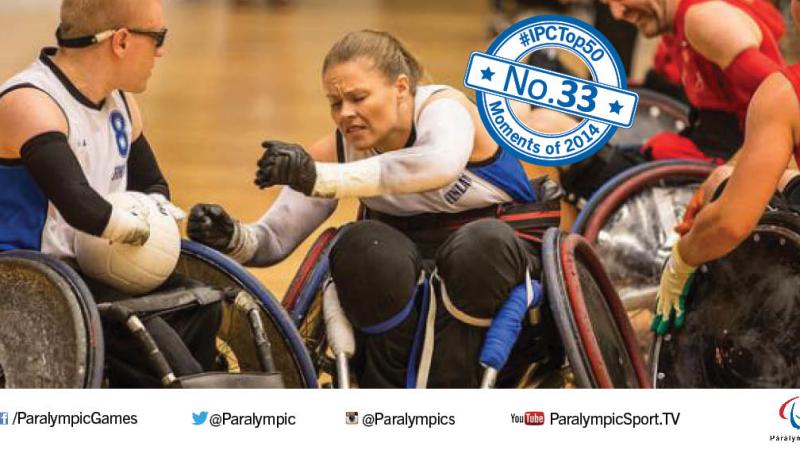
128, 28, 168, 48
56, 25, 168, 49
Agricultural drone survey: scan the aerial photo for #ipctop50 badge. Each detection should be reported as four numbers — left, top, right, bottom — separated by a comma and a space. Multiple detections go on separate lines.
464, 15, 638, 166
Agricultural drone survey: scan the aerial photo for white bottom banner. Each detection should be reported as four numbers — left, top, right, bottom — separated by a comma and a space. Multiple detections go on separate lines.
0, 389, 797, 449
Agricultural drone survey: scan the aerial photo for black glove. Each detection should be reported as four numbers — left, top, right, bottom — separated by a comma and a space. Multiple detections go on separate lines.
255, 140, 317, 195
187, 204, 236, 252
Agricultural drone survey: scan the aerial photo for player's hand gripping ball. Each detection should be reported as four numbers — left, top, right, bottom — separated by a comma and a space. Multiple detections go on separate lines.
255, 140, 317, 195
75, 191, 180, 295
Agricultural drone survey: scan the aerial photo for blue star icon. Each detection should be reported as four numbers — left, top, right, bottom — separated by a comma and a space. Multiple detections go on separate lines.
609, 100, 624, 114
480, 67, 495, 81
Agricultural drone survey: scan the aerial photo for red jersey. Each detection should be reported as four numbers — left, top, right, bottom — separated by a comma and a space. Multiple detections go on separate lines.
652, 35, 682, 87
671, 0, 784, 123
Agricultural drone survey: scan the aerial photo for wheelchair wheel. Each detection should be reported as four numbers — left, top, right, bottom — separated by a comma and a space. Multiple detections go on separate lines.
572, 160, 714, 309
0, 251, 103, 388
652, 211, 800, 388
609, 87, 689, 149
282, 228, 341, 387
542, 229, 650, 388
175, 240, 317, 388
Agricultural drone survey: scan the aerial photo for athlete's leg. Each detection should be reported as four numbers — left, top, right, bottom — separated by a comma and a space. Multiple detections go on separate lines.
329, 220, 423, 388
87, 274, 222, 387
431, 219, 558, 387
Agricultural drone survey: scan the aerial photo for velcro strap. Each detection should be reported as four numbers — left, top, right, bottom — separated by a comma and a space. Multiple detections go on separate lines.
357, 274, 424, 336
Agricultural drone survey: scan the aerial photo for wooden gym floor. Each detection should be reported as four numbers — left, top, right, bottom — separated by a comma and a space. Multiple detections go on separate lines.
0, 0, 667, 299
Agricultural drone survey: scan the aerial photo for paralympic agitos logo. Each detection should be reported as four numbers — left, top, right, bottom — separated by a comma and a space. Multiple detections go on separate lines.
779, 396, 800, 430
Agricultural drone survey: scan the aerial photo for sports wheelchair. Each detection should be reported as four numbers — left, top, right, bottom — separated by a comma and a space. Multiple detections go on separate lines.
0, 241, 316, 388
570, 159, 714, 364
653, 210, 800, 388
281, 213, 650, 389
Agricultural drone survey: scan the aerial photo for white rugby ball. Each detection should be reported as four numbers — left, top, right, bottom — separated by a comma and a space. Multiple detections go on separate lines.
75, 191, 180, 295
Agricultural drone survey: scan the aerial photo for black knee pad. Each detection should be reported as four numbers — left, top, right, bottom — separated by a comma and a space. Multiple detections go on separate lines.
330, 220, 422, 329
435, 219, 533, 320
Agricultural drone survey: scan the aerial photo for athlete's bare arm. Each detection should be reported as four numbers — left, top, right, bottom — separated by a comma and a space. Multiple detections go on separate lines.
684, 1, 763, 69
0, 87, 149, 242
0, 88, 68, 157
679, 73, 800, 265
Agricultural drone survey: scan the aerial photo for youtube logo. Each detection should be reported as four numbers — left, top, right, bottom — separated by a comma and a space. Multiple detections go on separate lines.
525, 411, 545, 426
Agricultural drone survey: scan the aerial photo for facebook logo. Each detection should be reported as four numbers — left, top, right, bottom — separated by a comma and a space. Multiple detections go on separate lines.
0, 412, 8, 425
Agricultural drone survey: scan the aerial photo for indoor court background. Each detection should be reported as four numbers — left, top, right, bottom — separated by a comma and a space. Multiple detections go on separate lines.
0, 0, 667, 298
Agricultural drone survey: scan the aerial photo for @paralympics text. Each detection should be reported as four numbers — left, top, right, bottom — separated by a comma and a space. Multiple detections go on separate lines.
11, 411, 138, 427
207, 412, 296, 429
359, 412, 455, 428
550, 411, 680, 428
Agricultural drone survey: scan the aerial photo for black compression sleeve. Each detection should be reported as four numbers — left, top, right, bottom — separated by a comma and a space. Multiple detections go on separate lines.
127, 134, 170, 199
20, 131, 112, 236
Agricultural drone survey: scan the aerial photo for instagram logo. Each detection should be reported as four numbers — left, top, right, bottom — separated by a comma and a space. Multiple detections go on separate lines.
524, 411, 545, 426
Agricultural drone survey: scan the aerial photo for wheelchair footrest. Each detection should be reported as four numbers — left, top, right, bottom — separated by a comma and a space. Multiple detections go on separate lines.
174, 372, 285, 389
102, 286, 232, 316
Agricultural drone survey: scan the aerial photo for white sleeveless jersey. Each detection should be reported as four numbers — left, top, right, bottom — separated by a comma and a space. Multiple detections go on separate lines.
0, 48, 132, 258
336, 84, 536, 217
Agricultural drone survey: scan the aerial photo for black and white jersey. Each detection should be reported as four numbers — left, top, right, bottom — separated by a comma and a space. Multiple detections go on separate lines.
0, 48, 132, 258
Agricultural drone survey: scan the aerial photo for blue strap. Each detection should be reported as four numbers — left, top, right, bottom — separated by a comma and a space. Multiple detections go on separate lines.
405, 278, 431, 388
479, 280, 543, 371
358, 282, 419, 336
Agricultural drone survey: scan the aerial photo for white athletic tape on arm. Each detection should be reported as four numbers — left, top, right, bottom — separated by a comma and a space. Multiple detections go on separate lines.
313, 158, 381, 198
311, 99, 475, 199
226, 222, 259, 264
323, 279, 356, 357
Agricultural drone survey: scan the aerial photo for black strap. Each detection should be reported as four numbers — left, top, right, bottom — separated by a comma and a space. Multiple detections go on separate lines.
335, 130, 345, 163
364, 204, 500, 232
101, 286, 228, 315
55, 26, 103, 48
363, 200, 560, 234
118, 90, 133, 124
404, 123, 417, 148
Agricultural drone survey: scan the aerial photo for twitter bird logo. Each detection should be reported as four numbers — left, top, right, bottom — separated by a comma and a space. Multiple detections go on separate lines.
192, 411, 208, 425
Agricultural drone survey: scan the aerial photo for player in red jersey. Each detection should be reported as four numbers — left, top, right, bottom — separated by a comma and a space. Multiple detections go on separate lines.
654, 0, 800, 335
561, 0, 785, 204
